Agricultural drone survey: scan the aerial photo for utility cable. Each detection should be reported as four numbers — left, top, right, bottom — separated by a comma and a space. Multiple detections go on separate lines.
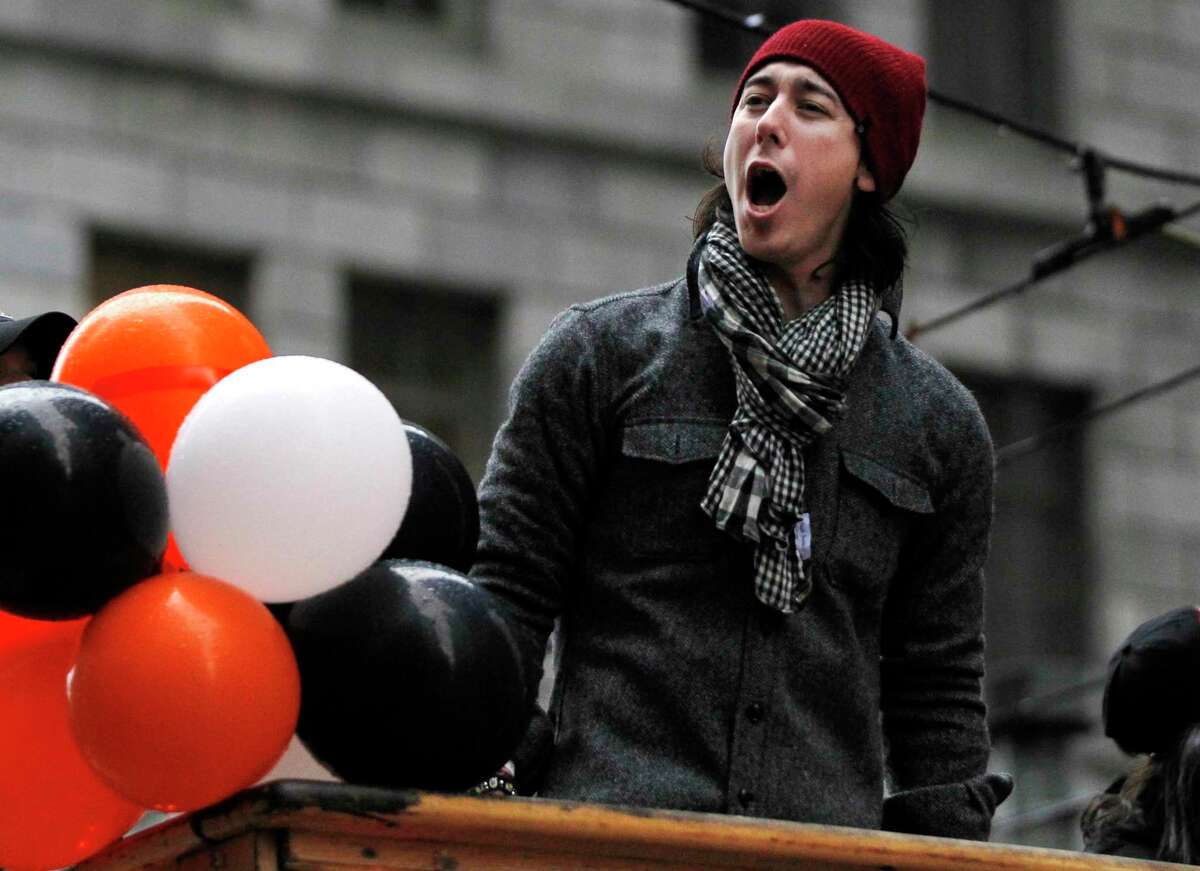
992, 792, 1098, 834
996, 361, 1200, 466
668, 0, 1200, 465
664, 0, 1200, 188
906, 198, 1200, 340
671, 0, 1200, 339
925, 89, 1079, 156
904, 276, 1035, 342
669, 0, 771, 34
988, 674, 1106, 724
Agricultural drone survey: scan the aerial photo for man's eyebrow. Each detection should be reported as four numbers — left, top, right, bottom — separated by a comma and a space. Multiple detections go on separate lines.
743, 72, 777, 91
742, 71, 842, 107
791, 77, 840, 105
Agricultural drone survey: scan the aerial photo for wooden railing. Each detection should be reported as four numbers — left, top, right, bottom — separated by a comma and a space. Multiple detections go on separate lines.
76, 780, 1185, 870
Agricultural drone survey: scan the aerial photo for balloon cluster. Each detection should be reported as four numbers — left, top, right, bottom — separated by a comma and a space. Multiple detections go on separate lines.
0, 286, 527, 871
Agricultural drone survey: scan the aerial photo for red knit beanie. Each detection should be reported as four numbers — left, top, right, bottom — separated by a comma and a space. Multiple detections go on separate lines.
731, 19, 927, 202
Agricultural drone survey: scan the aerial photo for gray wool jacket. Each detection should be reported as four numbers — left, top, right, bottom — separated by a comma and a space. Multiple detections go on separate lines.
471, 265, 1011, 839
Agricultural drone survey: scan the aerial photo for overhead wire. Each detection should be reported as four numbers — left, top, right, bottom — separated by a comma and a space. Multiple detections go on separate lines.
667, 0, 1200, 464
664, 0, 1200, 186
671, 0, 1200, 344
671, 0, 1200, 335
667, 0, 772, 35
988, 674, 1106, 724
996, 360, 1200, 466
905, 275, 1034, 342
907, 198, 1200, 340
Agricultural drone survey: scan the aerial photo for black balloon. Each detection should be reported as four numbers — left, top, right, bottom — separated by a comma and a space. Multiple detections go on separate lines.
287, 560, 528, 791
0, 381, 168, 618
381, 422, 479, 573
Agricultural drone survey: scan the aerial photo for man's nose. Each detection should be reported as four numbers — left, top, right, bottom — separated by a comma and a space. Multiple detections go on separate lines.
755, 98, 787, 147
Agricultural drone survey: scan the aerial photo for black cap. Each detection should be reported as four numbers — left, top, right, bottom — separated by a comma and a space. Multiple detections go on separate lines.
1103, 605, 1200, 755
0, 311, 77, 380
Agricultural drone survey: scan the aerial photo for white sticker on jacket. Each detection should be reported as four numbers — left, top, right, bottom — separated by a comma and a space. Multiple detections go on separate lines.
796, 513, 812, 562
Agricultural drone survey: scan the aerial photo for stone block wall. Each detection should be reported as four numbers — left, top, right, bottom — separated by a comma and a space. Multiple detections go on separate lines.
1, 0, 1199, 849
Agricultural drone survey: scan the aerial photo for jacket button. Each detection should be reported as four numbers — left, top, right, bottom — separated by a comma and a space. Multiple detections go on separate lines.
738, 788, 755, 807
745, 702, 764, 723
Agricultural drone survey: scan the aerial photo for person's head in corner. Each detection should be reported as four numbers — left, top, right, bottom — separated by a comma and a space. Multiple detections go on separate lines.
1083, 606, 1200, 863
0, 311, 77, 386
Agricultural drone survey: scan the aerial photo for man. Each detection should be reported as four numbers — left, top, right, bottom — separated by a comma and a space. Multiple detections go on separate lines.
0, 311, 76, 386
471, 19, 1011, 838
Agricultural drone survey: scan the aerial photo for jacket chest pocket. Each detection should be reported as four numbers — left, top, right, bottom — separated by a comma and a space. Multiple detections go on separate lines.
598, 419, 728, 561
828, 450, 933, 596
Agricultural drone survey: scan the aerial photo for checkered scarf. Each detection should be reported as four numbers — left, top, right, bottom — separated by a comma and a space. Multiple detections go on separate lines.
697, 220, 879, 613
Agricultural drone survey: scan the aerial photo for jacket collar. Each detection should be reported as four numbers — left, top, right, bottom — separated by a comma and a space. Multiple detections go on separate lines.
687, 232, 705, 321
879, 282, 903, 338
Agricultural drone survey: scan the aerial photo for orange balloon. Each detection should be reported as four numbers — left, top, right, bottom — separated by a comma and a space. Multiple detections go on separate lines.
0, 609, 87, 659
52, 286, 271, 469
0, 623, 143, 871
69, 573, 300, 812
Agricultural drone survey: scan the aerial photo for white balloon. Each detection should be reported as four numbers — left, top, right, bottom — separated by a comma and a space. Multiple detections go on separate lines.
167, 356, 411, 602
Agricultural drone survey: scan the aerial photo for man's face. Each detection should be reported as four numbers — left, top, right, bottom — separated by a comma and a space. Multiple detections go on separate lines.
0, 342, 37, 386
723, 61, 875, 281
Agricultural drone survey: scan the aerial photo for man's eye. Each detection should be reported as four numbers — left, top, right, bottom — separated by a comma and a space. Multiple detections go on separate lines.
799, 101, 829, 115
744, 93, 768, 108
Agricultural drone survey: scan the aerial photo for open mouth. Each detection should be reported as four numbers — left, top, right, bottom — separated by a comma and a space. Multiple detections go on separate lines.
748, 166, 787, 207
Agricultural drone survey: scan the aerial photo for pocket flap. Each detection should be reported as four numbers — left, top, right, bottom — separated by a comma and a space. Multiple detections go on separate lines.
621, 420, 727, 465
841, 450, 933, 514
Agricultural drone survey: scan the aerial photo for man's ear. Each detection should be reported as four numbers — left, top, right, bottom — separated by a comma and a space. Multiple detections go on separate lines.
855, 161, 876, 193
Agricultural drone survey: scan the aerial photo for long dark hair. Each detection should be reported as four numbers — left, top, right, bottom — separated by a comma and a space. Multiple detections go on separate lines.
1083, 724, 1200, 863
1159, 724, 1200, 861
691, 140, 909, 293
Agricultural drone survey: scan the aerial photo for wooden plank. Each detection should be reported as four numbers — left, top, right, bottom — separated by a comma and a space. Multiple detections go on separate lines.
77, 782, 1185, 871
281, 829, 863, 871
176, 832, 262, 871
76, 814, 206, 871
250, 790, 1177, 871
256, 830, 281, 871
75, 822, 279, 871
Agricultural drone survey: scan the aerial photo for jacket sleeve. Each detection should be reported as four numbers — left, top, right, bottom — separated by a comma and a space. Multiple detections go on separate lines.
469, 305, 608, 706
879, 389, 1008, 840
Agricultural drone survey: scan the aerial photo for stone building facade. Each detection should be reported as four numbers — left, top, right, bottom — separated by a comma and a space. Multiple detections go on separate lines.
1, 0, 1199, 850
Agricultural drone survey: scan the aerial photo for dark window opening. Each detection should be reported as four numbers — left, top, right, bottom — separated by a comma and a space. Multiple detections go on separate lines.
927, 0, 1060, 130
348, 274, 503, 483
956, 368, 1094, 848
89, 230, 253, 315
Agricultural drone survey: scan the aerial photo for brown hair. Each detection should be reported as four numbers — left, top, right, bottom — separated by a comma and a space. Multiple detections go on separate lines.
691, 140, 733, 241
1082, 724, 1200, 863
